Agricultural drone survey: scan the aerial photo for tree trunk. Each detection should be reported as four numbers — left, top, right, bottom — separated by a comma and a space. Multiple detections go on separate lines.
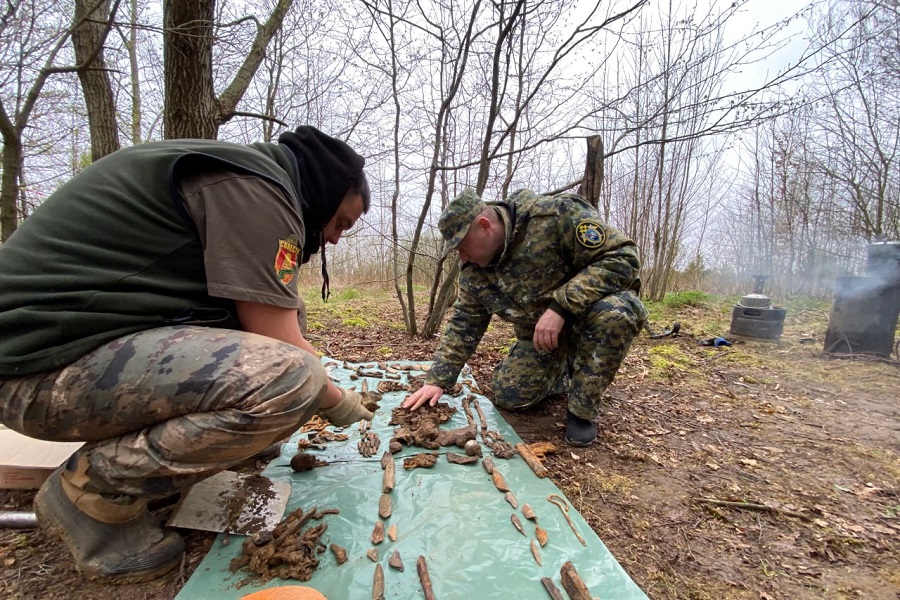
577, 135, 604, 209
126, 0, 143, 144
163, 0, 294, 140
164, 0, 217, 139
73, 0, 120, 160
0, 130, 21, 242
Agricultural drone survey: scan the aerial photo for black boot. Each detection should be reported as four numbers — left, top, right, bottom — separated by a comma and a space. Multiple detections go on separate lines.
34, 467, 184, 584
564, 409, 597, 447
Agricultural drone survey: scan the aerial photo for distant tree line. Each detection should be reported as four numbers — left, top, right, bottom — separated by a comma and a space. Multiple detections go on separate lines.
1, 0, 896, 334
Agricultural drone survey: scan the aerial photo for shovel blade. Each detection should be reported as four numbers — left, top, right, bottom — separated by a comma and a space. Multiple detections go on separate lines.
167, 470, 291, 535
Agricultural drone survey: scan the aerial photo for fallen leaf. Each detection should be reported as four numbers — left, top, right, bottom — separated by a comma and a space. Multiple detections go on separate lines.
857, 486, 883, 498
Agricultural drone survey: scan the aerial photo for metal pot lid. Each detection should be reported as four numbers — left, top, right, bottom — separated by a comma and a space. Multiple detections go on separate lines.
739, 293, 772, 308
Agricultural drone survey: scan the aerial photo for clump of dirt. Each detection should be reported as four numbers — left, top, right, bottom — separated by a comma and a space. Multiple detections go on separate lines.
222, 474, 280, 536
229, 506, 338, 585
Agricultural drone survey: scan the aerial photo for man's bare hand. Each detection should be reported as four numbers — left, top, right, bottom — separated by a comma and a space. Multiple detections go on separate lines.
401, 383, 444, 411
533, 308, 565, 352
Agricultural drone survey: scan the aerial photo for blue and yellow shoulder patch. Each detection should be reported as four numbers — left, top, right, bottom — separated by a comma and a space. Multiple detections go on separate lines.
576, 219, 605, 249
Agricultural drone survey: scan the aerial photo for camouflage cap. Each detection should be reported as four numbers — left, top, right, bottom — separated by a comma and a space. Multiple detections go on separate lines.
438, 188, 485, 255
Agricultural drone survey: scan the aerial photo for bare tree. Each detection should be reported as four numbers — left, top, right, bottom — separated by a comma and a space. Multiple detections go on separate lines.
163, 0, 293, 139
361, 0, 647, 336
598, 0, 741, 300
807, 0, 900, 242
72, 0, 121, 160
0, 0, 120, 241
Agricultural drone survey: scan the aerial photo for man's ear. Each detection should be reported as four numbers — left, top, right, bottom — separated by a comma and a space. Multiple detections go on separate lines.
475, 215, 492, 232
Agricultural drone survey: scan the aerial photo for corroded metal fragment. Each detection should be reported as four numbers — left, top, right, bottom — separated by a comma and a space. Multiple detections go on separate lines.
522, 504, 536, 522
531, 539, 543, 566
382, 455, 395, 493
379, 494, 392, 519
373, 563, 385, 600
371, 521, 385, 545
402, 453, 439, 470
515, 442, 550, 478
330, 543, 348, 565
417, 556, 435, 600
446, 452, 478, 465
511, 513, 526, 536
491, 469, 510, 492
560, 561, 592, 600
536, 525, 548, 547
388, 549, 404, 572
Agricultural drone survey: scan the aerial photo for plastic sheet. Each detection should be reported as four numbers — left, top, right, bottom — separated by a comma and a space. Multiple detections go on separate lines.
176, 359, 648, 599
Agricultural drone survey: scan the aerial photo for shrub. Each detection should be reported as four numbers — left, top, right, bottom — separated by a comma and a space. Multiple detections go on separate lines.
661, 290, 711, 309
332, 288, 361, 301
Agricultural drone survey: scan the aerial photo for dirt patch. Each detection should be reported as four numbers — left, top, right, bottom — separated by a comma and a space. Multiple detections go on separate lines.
1, 294, 898, 599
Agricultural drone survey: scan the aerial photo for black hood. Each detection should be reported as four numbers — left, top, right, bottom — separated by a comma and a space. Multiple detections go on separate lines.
278, 126, 365, 263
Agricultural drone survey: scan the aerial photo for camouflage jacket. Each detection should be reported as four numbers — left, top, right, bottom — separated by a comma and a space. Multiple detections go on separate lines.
427, 189, 641, 388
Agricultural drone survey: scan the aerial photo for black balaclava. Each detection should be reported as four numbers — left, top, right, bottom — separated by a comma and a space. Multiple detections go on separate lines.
278, 126, 365, 300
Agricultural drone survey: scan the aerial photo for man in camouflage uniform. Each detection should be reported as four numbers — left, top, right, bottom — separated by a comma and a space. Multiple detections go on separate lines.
403, 188, 646, 446
0, 126, 375, 583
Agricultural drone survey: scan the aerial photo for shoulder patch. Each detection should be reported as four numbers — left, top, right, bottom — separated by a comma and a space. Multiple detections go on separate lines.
576, 220, 606, 249
274, 236, 300, 285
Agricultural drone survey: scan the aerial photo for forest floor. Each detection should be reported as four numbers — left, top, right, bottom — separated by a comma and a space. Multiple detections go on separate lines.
1, 288, 898, 599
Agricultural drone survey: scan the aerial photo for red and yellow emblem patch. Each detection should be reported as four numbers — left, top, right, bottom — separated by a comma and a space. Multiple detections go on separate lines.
274, 237, 300, 285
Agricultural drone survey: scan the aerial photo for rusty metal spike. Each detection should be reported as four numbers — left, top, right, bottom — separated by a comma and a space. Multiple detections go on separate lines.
530, 539, 543, 566
536, 525, 548, 547
511, 513, 526, 536
522, 504, 536, 521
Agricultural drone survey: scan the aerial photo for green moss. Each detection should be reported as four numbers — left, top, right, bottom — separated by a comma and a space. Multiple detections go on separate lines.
341, 317, 368, 327
647, 343, 695, 379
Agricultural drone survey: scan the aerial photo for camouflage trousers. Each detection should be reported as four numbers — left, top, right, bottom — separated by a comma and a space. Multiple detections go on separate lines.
492, 290, 647, 420
0, 325, 327, 498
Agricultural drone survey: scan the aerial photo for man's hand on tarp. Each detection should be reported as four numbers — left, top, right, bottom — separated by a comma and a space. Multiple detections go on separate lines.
401, 383, 444, 411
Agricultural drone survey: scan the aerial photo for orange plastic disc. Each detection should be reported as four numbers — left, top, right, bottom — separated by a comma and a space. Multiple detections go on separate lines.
239, 586, 327, 600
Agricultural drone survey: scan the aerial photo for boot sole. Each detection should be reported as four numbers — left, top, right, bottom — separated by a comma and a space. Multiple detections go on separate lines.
564, 435, 595, 447
34, 473, 182, 585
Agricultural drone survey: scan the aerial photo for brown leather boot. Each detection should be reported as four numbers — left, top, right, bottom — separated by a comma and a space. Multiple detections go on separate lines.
34, 466, 184, 584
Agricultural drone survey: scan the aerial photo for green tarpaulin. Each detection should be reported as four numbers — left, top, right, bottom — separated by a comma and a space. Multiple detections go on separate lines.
175, 359, 648, 599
